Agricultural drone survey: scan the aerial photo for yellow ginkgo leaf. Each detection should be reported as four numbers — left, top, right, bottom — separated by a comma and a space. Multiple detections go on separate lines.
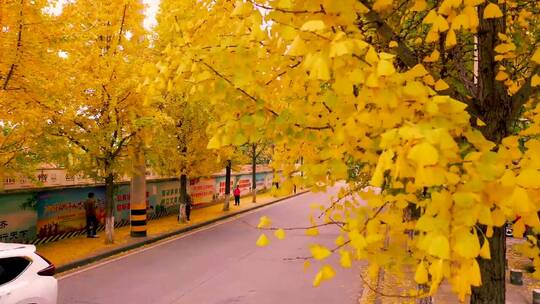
495, 71, 508, 81
423, 10, 438, 24
286, 36, 308, 56
451, 14, 470, 30
483, 3, 503, 19
477, 118, 486, 126
373, 0, 393, 12
312, 271, 324, 287
274, 228, 286, 240
389, 40, 399, 48
409, 64, 429, 77
408, 142, 439, 166
434, 15, 449, 32
414, 262, 429, 284
366, 73, 379, 88
435, 79, 450, 91
311, 55, 331, 80
453, 228, 480, 258
514, 219, 526, 238
464, 0, 484, 6
257, 216, 272, 228
445, 29, 457, 48
335, 235, 346, 246
424, 50, 440, 62
533, 48, 540, 64
532, 74, 540, 87
428, 234, 450, 259
256, 233, 270, 247
306, 227, 319, 236
516, 169, 540, 188
479, 238, 491, 259
426, 28, 439, 43
339, 250, 352, 268
411, 0, 427, 11
377, 59, 396, 76
310, 244, 332, 260
321, 265, 336, 280
470, 260, 482, 286
365, 47, 379, 65
301, 20, 326, 31
494, 43, 516, 53
423, 74, 436, 85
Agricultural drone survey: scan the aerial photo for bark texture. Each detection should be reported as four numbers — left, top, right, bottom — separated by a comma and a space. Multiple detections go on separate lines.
222, 160, 231, 211
105, 172, 115, 244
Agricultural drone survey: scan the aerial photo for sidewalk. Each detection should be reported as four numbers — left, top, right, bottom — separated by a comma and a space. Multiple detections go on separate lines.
37, 191, 306, 273
359, 238, 540, 303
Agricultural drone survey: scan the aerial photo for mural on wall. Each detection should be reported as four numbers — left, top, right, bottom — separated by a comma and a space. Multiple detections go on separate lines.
216, 176, 236, 196
188, 177, 217, 205
235, 175, 252, 194
36, 187, 105, 238
0, 170, 274, 244
0, 193, 37, 243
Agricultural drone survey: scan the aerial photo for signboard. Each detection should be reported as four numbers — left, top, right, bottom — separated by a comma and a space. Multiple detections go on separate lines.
188, 177, 216, 204
36, 187, 105, 238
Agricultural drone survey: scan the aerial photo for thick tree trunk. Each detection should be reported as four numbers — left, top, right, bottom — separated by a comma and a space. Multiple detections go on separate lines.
104, 172, 115, 244
471, 4, 511, 303
223, 160, 231, 211
471, 227, 506, 304
179, 173, 187, 223
130, 142, 147, 237
252, 144, 257, 203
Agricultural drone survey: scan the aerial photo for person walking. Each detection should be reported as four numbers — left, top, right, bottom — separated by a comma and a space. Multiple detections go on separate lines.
84, 192, 99, 238
185, 193, 193, 222
233, 185, 241, 206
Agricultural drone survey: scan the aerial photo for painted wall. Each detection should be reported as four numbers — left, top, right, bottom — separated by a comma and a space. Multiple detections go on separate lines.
0, 170, 274, 244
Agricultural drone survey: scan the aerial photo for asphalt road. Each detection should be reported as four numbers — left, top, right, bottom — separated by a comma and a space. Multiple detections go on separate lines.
58, 187, 363, 304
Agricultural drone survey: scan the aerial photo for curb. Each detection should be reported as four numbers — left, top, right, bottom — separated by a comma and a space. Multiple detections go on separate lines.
55, 190, 309, 274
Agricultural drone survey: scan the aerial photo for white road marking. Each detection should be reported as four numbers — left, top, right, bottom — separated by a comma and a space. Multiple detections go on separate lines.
57, 194, 307, 280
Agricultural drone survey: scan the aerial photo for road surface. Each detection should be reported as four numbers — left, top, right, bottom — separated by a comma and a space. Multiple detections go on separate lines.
58, 187, 363, 304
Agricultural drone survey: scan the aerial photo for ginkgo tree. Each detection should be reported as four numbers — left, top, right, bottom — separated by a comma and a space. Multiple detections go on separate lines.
0, 0, 54, 184
36, 0, 151, 244
151, 0, 539, 303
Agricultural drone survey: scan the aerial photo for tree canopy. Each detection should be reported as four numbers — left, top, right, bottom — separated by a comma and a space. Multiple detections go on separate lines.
152, 0, 539, 303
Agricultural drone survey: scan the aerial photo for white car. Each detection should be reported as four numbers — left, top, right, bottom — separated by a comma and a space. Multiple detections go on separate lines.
0, 243, 57, 304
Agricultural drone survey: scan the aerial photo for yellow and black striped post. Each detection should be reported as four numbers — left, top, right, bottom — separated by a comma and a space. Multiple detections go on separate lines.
130, 139, 147, 237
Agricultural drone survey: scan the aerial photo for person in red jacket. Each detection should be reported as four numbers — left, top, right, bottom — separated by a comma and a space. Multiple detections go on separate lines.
233, 185, 241, 206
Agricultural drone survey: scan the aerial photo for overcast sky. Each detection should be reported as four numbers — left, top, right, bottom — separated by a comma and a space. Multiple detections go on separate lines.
142, 0, 160, 29
48, 0, 161, 30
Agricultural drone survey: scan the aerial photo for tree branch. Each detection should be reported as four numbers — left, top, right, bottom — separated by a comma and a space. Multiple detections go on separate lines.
510, 66, 540, 119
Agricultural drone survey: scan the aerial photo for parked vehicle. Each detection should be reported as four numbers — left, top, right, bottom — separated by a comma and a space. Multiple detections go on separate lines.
0, 243, 57, 304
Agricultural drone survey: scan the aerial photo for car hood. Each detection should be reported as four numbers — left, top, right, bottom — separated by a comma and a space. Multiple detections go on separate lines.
0, 243, 36, 258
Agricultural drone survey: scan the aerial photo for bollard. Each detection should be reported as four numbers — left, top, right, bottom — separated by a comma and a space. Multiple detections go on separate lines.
510, 269, 523, 285
533, 289, 540, 304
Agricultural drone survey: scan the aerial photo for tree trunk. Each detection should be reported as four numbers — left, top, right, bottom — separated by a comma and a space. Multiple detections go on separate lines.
104, 172, 115, 244
471, 227, 506, 304
252, 144, 257, 203
179, 173, 187, 223
223, 160, 231, 211
471, 4, 510, 303
130, 141, 147, 237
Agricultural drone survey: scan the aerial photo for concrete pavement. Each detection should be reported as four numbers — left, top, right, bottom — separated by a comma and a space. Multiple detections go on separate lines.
57, 187, 363, 304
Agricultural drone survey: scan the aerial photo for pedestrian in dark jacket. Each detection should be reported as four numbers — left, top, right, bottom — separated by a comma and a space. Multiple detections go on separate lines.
84, 192, 99, 238
185, 194, 193, 221
233, 186, 241, 206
